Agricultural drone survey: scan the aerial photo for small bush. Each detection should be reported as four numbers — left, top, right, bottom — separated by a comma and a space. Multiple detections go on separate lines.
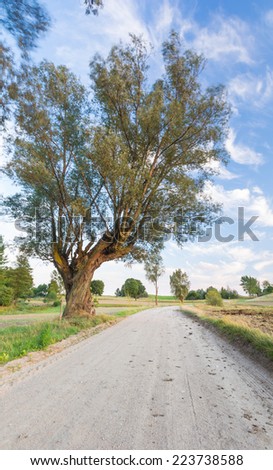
206, 290, 223, 307
53, 300, 61, 307
0, 285, 14, 306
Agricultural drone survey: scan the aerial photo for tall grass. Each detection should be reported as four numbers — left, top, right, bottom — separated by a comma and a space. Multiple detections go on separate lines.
0, 315, 112, 365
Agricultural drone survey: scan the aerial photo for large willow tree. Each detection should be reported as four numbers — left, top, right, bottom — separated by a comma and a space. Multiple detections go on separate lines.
4, 33, 229, 317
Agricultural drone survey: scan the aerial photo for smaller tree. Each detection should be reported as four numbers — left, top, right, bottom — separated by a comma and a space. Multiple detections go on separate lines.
8, 254, 33, 299
144, 251, 165, 306
240, 276, 261, 297
262, 280, 273, 296
90, 280, 105, 296
46, 270, 65, 304
169, 270, 190, 303
115, 288, 122, 297
120, 278, 148, 300
206, 289, 223, 306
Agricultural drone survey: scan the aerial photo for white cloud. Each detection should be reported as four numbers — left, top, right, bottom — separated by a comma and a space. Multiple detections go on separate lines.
190, 15, 254, 64
228, 68, 273, 108
225, 129, 264, 166
254, 259, 273, 272
265, 9, 273, 26
154, 0, 175, 34
205, 182, 273, 228
204, 159, 239, 180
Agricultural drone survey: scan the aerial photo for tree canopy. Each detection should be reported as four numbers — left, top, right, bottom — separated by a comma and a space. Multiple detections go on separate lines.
240, 275, 261, 297
90, 280, 105, 296
3, 33, 230, 317
119, 278, 148, 299
169, 269, 190, 302
144, 250, 165, 305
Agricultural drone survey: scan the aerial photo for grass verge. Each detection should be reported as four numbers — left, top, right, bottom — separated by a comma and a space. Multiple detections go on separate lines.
0, 314, 113, 365
0, 307, 148, 365
182, 307, 273, 362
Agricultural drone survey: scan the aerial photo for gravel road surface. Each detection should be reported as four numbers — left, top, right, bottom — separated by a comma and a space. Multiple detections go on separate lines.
0, 307, 273, 449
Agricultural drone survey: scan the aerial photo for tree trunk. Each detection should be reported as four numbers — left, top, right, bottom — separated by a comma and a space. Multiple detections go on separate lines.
155, 282, 158, 306
63, 268, 96, 318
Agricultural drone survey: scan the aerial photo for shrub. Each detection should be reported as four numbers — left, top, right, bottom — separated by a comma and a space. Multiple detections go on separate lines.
0, 285, 14, 306
206, 289, 223, 307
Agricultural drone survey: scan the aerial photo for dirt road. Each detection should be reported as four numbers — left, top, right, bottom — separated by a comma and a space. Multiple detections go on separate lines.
0, 307, 272, 449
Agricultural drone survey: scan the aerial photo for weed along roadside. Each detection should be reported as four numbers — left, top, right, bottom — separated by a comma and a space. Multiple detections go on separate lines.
0, 307, 147, 368
181, 304, 273, 366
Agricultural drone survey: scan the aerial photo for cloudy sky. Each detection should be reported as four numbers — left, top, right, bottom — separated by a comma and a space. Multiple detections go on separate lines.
1, 0, 273, 295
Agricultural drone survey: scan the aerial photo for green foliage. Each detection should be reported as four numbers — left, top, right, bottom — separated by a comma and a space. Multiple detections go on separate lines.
45, 270, 64, 303
0, 236, 9, 286
144, 251, 165, 285
90, 280, 105, 296
0, 315, 113, 364
240, 275, 261, 297
205, 289, 223, 307
37, 323, 52, 348
0, 285, 14, 306
144, 250, 164, 303
14, 255, 33, 298
33, 283, 48, 297
5, 254, 33, 300
46, 290, 58, 302
119, 278, 148, 299
261, 280, 273, 296
186, 289, 206, 300
4, 34, 229, 317
169, 269, 190, 302
220, 286, 239, 299
115, 288, 122, 297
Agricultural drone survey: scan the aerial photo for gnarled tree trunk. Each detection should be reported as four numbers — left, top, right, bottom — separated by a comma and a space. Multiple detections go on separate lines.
62, 268, 96, 318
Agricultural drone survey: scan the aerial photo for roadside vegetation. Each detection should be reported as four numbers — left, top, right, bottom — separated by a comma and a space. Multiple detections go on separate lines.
0, 304, 149, 365
0, 315, 113, 365
182, 303, 273, 362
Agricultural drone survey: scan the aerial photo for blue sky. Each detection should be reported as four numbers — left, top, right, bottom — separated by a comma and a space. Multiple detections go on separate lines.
1, 0, 273, 295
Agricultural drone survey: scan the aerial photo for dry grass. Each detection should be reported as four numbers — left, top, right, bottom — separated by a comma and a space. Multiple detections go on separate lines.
182, 304, 273, 362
